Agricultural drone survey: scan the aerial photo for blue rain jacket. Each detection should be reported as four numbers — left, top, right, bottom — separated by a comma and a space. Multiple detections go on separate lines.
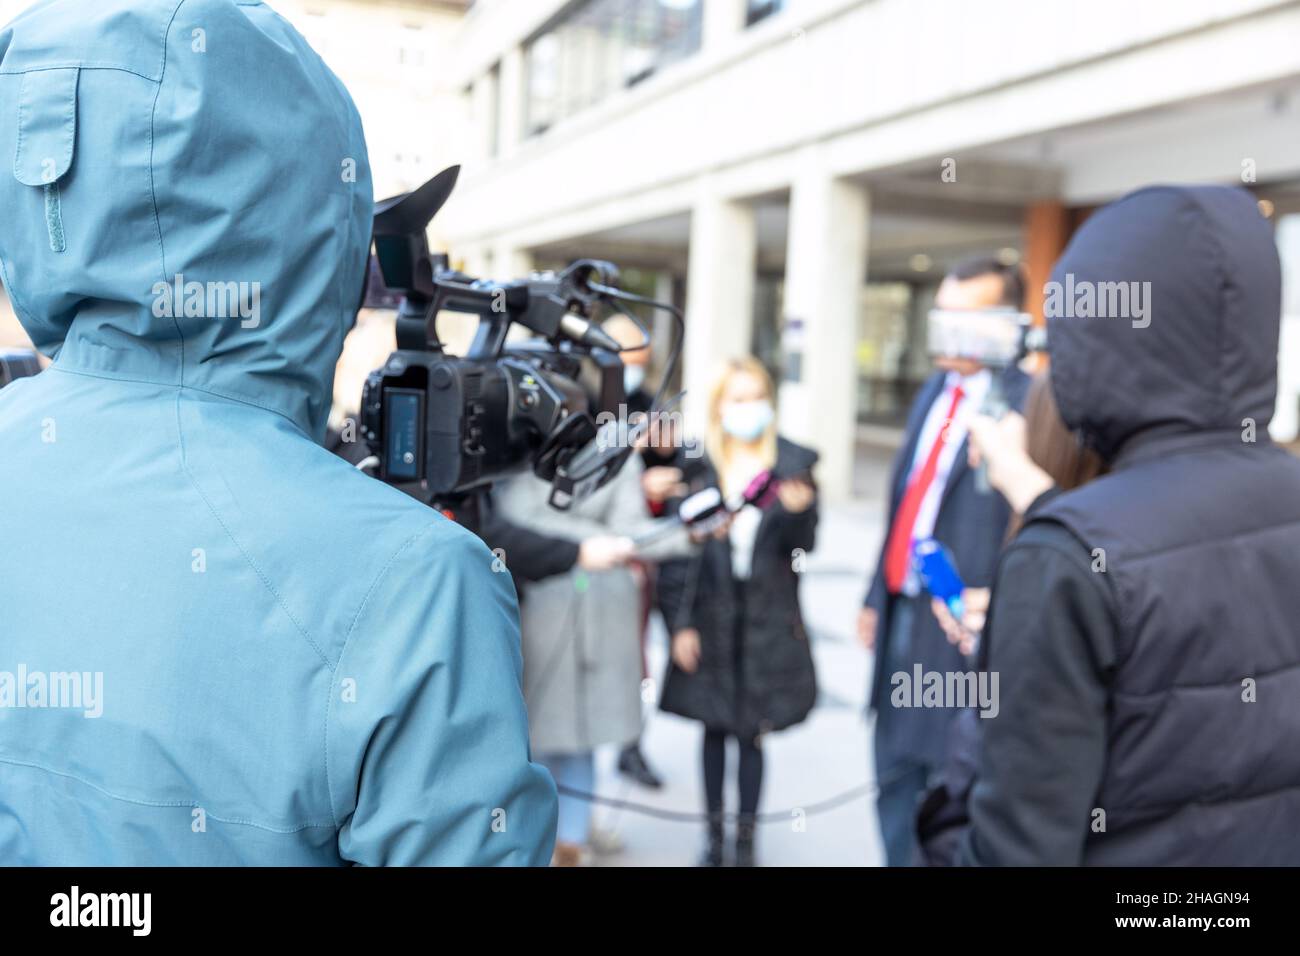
0, 0, 556, 865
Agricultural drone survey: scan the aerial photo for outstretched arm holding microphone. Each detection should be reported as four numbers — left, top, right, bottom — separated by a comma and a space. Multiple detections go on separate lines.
929, 410, 1055, 655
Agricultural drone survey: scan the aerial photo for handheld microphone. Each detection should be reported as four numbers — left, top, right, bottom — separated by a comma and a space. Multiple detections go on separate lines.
730, 469, 780, 511
677, 486, 728, 536
631, 469, 783, 547
913, 538, 965, 618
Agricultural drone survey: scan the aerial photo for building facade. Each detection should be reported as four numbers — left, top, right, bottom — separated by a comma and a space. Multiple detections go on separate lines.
442, 0, 1300, 499
3, 0, 1300, 499
0, 0, 469, 345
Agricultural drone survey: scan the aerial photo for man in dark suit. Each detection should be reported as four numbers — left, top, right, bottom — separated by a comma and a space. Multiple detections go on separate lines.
858, 256, 1031, 866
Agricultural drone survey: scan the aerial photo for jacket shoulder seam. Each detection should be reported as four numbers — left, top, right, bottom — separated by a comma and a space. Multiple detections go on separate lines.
1001, 521, 1118, 610
49, 367, 310, 435
1037, 501, 1300, 567
172, 392, 333, 669
1112, 656, 1300, 697
0, 752, 335, 833
1109, 778, 1300, 818
147, 1, 190, 382
324, 519, 446, 831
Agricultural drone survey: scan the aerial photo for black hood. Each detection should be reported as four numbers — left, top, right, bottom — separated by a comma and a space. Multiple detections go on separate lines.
1048, 185, 1280, 461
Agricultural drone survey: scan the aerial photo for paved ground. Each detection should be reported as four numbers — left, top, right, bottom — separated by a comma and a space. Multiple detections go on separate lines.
584, 446, 894, 867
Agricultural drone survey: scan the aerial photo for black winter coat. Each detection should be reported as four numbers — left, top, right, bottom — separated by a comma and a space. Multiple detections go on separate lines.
657, 437, 819, 737
324, 433, 581, 587
953, 185, 1300, 866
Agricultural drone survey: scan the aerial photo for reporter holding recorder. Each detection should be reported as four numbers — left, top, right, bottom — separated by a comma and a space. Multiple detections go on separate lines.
657, 357, 818, 866
915, 371, 1105, 864
958, 186, 1300, 865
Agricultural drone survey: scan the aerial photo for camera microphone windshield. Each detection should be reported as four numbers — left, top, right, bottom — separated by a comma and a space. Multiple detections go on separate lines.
559, 310, 622, 352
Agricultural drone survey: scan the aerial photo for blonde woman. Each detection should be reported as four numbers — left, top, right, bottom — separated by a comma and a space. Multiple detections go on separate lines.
657, 356, 819, 866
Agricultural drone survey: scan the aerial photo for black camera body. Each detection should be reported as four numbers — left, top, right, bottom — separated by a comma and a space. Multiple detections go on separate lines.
358, 166, 676, 522
360, 334, 622, 501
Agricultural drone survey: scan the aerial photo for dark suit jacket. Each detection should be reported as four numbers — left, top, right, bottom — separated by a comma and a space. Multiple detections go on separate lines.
864, 365, 1031, 769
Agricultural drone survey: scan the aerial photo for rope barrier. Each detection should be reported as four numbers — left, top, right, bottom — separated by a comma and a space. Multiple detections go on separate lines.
555, 778, 883, 825
515, 488, 890, 830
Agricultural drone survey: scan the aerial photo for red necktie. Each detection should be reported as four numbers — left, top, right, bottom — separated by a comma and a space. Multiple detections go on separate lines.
883, 383, 965, 594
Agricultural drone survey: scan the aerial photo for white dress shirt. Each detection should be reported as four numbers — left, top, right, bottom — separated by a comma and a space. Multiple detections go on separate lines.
724, 458, 766, 580
900, 368, 991, 595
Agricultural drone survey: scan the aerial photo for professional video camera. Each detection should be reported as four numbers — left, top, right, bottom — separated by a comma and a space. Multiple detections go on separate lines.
358, 166, 683, 528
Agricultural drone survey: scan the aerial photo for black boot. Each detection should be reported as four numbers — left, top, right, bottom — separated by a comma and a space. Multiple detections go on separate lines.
698, 811, 725, 867
734, 814, 757, 867
617, 743, 664, 789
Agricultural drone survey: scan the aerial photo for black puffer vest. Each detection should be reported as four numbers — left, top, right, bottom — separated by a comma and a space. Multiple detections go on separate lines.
1032, 433, 1300, 864
1034, 184, 1300, 865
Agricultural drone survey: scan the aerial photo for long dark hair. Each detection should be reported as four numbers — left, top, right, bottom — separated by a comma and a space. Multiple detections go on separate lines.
1007, 370, 1106, 538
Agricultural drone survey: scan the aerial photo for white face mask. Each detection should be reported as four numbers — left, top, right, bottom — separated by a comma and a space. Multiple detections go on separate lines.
624, 365, 646, 395
721, 399, 774, 442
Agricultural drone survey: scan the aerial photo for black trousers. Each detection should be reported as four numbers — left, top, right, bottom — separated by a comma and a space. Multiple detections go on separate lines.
702, 577, 763, 817
703, 728, 763, 816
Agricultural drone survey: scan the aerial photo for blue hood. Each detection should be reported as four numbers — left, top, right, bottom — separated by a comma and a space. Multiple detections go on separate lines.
0, 0, 372, 440
0, 1, 557, 865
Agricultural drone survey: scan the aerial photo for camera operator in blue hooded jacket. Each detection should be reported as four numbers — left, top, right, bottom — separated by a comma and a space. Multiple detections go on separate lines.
0, 0, 556, 865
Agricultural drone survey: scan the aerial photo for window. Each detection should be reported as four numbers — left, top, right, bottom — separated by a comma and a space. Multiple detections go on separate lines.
746, 0, 785, 27
524, 0, 702, 137
525, 34, 562, 136
487, 61, 501, 157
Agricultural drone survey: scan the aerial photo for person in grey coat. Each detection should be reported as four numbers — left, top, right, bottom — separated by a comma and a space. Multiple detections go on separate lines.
495, 453, 688, 865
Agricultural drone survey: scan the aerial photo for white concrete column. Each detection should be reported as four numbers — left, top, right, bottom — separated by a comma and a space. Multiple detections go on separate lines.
455, 244, 493, 280
496, 45, 525, 157
780, 150, 869, 502
491, 240, 534, 281
684, 192, 757, 432
469, 68, 499, 162
1272, 214, 1300, 442
702, 0, 748, 49
653, 271, 676, 312
652, 271, 678, 381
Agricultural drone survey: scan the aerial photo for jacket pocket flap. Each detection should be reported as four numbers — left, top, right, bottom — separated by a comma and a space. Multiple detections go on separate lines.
13, 67, 78, 187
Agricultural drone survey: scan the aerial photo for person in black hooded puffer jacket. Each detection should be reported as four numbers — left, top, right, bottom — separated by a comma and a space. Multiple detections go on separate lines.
956, 184, 1300, 866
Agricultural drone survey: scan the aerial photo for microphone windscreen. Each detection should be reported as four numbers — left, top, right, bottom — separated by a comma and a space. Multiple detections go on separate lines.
740, 470, 781, 509
678, 486, 724, 524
